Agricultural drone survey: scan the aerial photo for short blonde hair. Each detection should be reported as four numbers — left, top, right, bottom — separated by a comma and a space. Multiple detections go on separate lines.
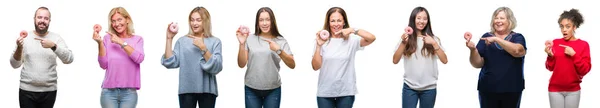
187, 7, 212, 37
490, 7, 517, 33
108, 7, 135, 36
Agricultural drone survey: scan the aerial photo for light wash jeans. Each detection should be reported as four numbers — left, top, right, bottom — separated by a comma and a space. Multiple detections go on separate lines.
549, 91, 580, 108
101, 88, 138, 108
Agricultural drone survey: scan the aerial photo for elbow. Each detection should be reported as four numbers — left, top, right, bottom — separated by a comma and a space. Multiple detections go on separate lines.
100, 65, 107, 70
62, 59, 74, 64
511, 49, 526, 57
441, 60, 448, 64
209, 68, 223, 75
393, 59, 399, 64
470, 62, 482, 68
288, 64, 296, 69
11, 64, 20, 69
311, 64, 319, 71
237, 62, 246, 68
371, 36, 377, 42
134, 56, 145, 64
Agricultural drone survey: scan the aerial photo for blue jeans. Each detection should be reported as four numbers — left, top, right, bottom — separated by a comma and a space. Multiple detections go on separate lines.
316, 96, 355, 108
245, 86, 281, 108
101, 88, 138, 108
179, 93, 217, 108
479, 91, 522, 108
402, 83, 437, 108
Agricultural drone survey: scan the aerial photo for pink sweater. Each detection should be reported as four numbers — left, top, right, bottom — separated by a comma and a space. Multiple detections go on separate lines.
98, 34, 145, 89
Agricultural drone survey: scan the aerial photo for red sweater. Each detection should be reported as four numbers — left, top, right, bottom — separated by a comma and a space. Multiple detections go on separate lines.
546, 39, 592, 92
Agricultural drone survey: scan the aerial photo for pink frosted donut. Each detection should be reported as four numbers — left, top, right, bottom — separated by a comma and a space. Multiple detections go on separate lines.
405, 26, 413, 35
240, 25, 249, 35
545, 40, 553, 47
464, 32, 472, 40
94, 24, 102, 33
169, 23, 179, 33
20, 30, 28, 38
320, 30, 330, 40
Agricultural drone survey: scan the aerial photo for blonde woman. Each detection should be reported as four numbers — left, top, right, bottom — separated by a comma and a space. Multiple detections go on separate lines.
464, 7, 526, 108
162, 7, 223, 108
92, 7, 145, 108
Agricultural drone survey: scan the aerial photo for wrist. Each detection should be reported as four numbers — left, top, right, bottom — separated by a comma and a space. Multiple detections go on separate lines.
51, 44, 57, 51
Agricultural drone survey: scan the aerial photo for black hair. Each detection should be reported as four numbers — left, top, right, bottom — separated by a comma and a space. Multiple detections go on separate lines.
558, 9, 584, 28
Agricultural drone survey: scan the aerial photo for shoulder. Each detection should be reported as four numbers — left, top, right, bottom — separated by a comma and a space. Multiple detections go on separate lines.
175, 36, 189, 43
577, 39, 590, 47
434, 36, 442, 41
131, 35, 144, 42
47, 32, 64, 40
208, 36, 222, 43
511, 32, 524, 38
248, 34, 258, 39
481, 32, 494, 38
275, 36, 287, 41
350, 35, 362, 41
552, 38, 563, 43
47, 31, 60, 37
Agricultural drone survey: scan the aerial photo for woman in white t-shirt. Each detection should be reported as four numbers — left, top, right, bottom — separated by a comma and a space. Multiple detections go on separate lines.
392, 7, 448, 108
311, 7, 376, 108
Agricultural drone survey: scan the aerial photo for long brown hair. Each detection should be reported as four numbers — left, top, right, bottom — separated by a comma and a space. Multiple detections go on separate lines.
404, 7, 437, 57
322, 7, 350, 36
254, 7, 282, 37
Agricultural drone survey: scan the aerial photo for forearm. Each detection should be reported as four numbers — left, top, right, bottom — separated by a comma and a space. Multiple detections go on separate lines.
279, 52, 295, 69
10, 47, 24, 68
311, 46, 322, 70
13, 47, 23, 61
164, 39, 173, 59
237, 44, 247, 68
357, 29, 375, 42
123, 45, 135, 56
434, 43, 448, 64
98, 42, 106, 57
469, 49, 483, 68
496, 39, 525, 57
356, 29, 376, 46
203, 50, 212, 60
392, 43, 406, 64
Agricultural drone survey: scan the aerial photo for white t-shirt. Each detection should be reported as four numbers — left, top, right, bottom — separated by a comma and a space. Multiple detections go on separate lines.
394, 36, 443, 90
314, 35, 364, 97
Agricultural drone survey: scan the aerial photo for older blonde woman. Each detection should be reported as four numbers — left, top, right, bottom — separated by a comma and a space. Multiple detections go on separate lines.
464, 7, 526, 108
92, 7, 145, 108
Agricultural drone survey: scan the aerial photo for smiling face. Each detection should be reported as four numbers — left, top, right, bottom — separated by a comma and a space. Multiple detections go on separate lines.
559, 19, 576, 40
258, 12, 271, 34
111, 13, 128, 34
34, 9, 50, 34
328, 12, 344, 36
189, 12, 203, 34
414, 11, 428, 31
493, 11, 510, 33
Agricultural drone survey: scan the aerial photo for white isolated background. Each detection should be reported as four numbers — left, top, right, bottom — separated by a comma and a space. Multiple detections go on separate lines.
0, 0, 597, 107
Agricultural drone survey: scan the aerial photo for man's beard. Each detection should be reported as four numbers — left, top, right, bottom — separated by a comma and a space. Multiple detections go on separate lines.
34, 22, 49, 35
